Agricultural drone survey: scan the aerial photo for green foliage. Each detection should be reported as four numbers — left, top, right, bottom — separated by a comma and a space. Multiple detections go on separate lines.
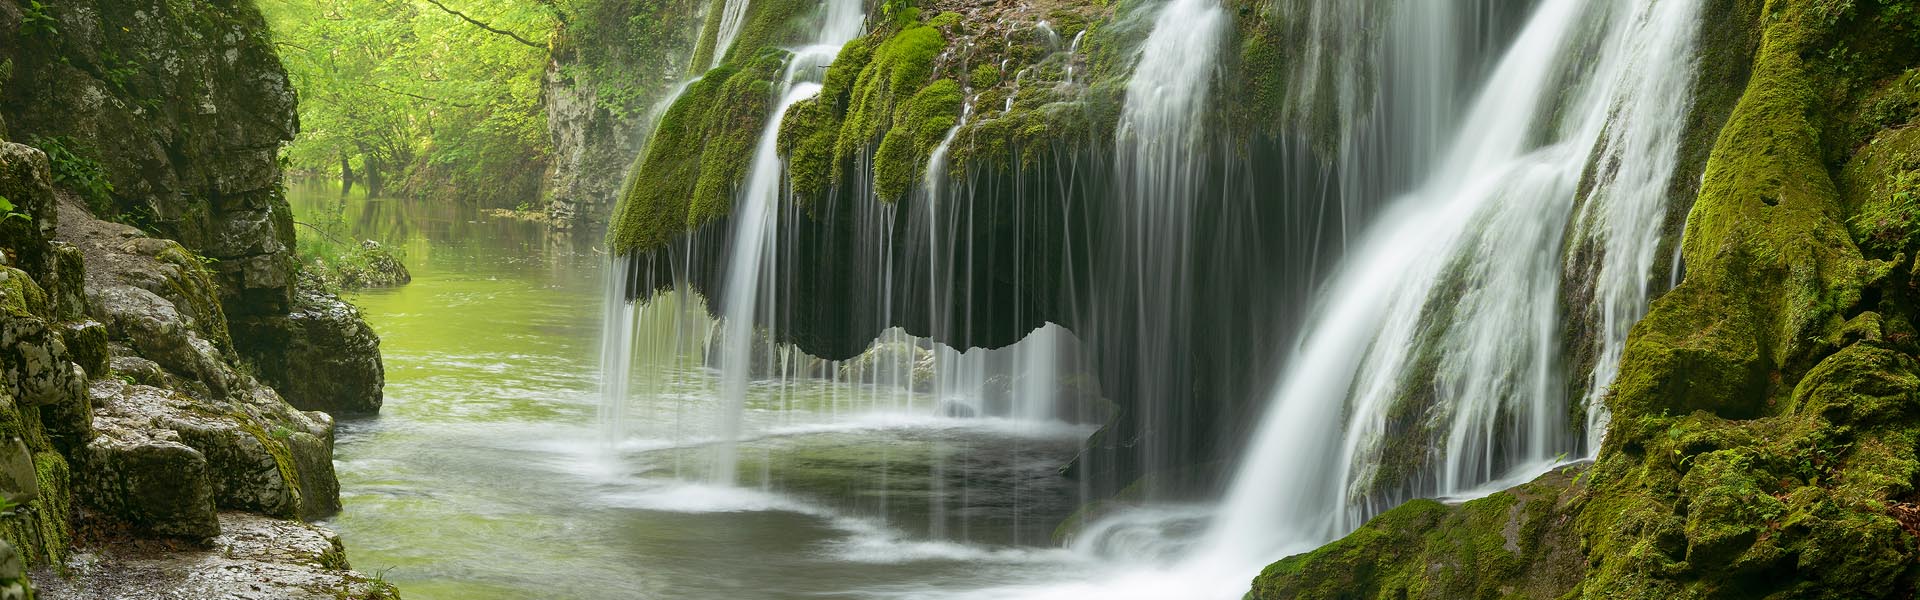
261, 0, 557, 206
555, 0, 705, 120
20, 1, 57, 37
29, 136, 114, 214
0, 196, 26, 223
294, 212, 410, 292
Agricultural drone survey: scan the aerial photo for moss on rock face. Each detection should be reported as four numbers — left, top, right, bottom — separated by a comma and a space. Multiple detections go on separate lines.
609, 50, 789, 253
1570, 0, 1920, 597
831, 22, 949, 196
1249, 466, 1589, 600
1254, 1, 1920, 598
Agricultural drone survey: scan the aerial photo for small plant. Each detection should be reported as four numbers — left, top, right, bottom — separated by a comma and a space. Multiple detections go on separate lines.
514, 201, 532, 212
0, 195, 27, 222
21, 1, 57, 38
30, 136, 116, 214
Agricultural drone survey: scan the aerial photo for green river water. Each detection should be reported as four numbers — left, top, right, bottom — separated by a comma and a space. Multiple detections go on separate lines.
287, 183, 1104, 599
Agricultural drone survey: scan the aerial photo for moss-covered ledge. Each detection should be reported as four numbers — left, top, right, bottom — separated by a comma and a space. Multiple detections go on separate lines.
1248, 465, 1589, 600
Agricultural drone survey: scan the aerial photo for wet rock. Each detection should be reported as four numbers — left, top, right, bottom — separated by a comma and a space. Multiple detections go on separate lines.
34, 512, 399, 600
231, 279, 384, 416
838, 340, 935, 391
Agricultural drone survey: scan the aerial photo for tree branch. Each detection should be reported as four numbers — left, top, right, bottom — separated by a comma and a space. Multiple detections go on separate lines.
418, 0, 547, 50
361, 82, 479, 108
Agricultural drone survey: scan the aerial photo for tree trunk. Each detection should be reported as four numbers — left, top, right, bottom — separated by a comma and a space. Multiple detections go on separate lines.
365, 154, 384, 198
340, 154, 356, 196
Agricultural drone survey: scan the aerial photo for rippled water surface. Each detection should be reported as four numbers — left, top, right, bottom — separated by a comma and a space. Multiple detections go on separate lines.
288, 184, 1098, 599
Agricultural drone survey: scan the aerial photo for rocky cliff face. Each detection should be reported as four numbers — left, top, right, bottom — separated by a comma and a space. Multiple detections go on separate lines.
0, 0, 394, 595
541, 0, 707, 230
0, 0, 299, 317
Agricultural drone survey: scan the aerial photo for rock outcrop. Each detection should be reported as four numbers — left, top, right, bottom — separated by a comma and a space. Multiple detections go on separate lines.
0, 0, 301, 318
541, 0, 707, 229
36, 512, 399, 600
0, 0, 393, 594
231, 278, 385, 415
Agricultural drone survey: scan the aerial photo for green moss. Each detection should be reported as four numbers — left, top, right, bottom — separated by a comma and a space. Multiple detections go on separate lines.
714, 0, 816, 67
1249, 467, 1588, 600
0, 268, 48, 319
1570, 5, 1920, 594
969, 62, 1000, 88
832, 23, 948, 188
234, 415, 305, 519
688, 50, 789, 228
871, 79, 963, 200
779, 37, 877, 205
609, 49, 789, 253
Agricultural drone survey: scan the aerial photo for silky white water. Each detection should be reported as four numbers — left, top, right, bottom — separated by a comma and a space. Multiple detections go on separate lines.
1098, 0, 1227, 483
586, 0, 1707, 596
1208, 0, 1701, 565
709, 0, 752, 69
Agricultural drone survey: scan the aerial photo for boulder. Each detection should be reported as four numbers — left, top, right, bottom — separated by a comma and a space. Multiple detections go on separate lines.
231, 279, 384, 416
74, 403, 221, 539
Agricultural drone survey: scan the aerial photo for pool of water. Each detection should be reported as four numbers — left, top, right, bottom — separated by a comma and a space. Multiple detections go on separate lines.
288, 183, 1108, 599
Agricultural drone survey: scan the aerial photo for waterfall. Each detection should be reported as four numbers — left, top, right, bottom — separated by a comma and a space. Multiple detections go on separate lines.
711, 79, 825, 484
709, 0, 752, 69
1205, 0, 1701, 562
1099, 0, 1227, 487
597, 257, 639, 450
705, 0, 868, 484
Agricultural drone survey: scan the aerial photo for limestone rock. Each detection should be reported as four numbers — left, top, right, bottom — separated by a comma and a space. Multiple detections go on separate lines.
0, 440, 38, 507
231, 280, 385, 416
34, 512, 399, 600
80, 379, 340, 525
0, 0, 301, 318
74, 399, 221, 539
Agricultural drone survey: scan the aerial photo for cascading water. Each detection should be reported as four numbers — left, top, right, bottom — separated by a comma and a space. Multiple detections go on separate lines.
708, 0, 866, 481
1206, 0, 1702, 563
711, 79, 826, 484
1098, 0, 1227, 488
709, 0, 753, 69
591, 0, 1707, 595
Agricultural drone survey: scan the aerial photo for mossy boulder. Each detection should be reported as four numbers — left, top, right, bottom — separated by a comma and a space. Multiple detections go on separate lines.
1249, 466, 1589, 600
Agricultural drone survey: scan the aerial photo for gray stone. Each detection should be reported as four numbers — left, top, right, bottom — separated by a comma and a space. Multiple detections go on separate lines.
0, 439, 39, 507
32, 512, 397, 600
75, 398, 222, 539
231, 281, 384, 416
